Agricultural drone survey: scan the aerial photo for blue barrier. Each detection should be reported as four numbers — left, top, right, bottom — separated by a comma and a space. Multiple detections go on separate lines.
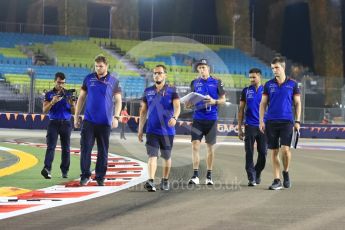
0, 113, 344, 139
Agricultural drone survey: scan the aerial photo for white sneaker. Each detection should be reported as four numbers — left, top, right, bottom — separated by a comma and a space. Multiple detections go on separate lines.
205, 178, 214, 185
188, 176, 200, 185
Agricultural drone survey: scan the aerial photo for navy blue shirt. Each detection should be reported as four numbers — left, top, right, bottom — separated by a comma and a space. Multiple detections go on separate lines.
240, 85, 265, 127
142, 84, 179, 136
82, 72, 121, 126
190, 76, 225, 120
45, 89, 72, 120
263, 77, 300, 123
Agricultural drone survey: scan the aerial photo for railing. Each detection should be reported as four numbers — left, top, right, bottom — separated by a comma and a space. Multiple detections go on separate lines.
0, 21, 232, 46
1, 81, 344, 124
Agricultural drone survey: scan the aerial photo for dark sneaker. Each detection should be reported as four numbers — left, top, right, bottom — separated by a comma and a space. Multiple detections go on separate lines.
256, 172, 261, 184
248, 181, 257, 187
282, 171, 291, 188
144, 180, 156, 192
269, 179, 283, 190
160, 179, 170, 191
41, 168, 51, 179
96, 178, 105, 186
188, 176, 200, 185
80, 177, 91, 186
62, 172, 68, 178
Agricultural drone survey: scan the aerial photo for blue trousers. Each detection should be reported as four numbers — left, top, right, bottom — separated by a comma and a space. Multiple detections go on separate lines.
244, 125, 267, 181
44, 120, 72, 174
80, 120, 111, 180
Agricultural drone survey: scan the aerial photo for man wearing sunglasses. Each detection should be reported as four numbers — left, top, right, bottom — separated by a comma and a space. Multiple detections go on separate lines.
41, 72, 75, 179
74, 55, 122, 186
138, 64, 180, 191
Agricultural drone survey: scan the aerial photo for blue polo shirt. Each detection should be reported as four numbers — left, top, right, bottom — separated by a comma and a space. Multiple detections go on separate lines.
263, 77, 300, 123
240, 85, 265, 127
82, 72, 121, 126
45, 89, 72, 120
190, 76, 225, 120
142, 84, 179, 136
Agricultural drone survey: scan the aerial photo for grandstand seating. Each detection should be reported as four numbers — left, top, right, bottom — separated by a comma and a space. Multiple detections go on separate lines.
0, 32, 84, 48
112, 39, 273, 88
0, 32, 273, 99
0, 33, 144, 95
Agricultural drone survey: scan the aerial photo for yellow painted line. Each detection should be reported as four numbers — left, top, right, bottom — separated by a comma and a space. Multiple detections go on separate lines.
0, 187, 31, 197
0, 147, 38, 177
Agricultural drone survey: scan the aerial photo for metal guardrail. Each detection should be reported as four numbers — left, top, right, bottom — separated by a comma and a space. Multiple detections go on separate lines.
0, 21, 232, 45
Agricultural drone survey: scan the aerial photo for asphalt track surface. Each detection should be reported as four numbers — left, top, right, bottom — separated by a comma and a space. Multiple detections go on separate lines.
1, 129, 345, 230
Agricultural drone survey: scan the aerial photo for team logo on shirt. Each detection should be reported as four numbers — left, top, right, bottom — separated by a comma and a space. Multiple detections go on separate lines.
196, 82, 203, 87
246, 89, 255, 99
146, 90, 156, 96
89, 78, 98, 87
268, 83, 277, 93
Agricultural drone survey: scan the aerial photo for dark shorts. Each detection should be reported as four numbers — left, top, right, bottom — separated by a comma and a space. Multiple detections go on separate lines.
191, 119, 217, 145
265, 121, 293, 149
146, 134, 174, 160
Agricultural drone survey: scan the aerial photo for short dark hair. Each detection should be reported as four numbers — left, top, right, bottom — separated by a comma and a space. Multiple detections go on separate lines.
271, 56, 286, 66
249, 68, 262, 75
154, 64, 167, 73
94, 55, 108, 64
54, 72, 65, 81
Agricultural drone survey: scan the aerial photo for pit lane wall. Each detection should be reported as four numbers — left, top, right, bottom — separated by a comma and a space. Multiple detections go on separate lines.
0, 113, 344, 139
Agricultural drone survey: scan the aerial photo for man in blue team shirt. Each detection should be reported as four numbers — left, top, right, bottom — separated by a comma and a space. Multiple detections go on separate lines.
74, 55, 122, 186
41, 72, 75, 179
138, 65, 180, 192
238, 68, 267, 186
188, 59, 226, 185
259, 56, 301, 190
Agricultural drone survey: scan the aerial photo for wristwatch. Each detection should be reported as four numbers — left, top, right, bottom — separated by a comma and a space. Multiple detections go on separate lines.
295, 121, 301, 124
114, 116, 120, 120
172, 116, 177, 120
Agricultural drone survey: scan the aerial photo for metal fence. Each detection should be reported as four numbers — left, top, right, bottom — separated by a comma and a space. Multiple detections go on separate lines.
0, 21, 232, 46
1, 75, 344, 124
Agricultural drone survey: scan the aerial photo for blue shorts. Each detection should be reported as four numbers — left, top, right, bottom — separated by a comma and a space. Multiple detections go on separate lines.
265, 121, 293, 149
146, 134, 174, 160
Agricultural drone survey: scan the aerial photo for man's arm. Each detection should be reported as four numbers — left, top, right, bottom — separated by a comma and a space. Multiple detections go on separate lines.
42, 95, 62, 114
68, 98, 76, 114
293, 94, 301, 130
112, 93, 122, 128
259, 94, 268, 133
204, 94, 226, 105
238, 101, 246, 140
138, 102, 148, 142
168, 98, 181, 127
215, 79, 226, 105
74, 89, 87, 128
215, 94, 226, 105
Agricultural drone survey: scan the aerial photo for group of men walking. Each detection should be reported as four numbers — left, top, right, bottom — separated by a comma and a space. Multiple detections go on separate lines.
238, 57, 301, 190
41, 55, 301, 191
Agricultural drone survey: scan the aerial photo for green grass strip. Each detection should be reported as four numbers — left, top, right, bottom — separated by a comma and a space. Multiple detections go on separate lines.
0, 143, 91, 190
